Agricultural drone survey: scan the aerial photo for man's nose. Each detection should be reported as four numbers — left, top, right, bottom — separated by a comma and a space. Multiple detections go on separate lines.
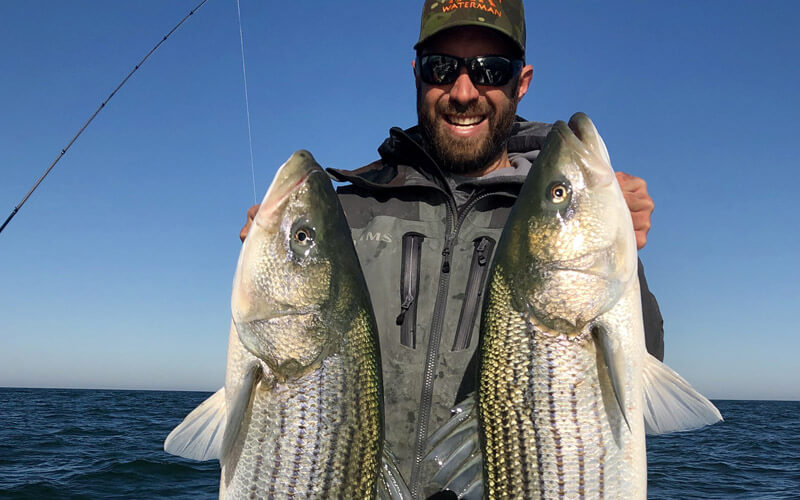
448, 69, 479, 105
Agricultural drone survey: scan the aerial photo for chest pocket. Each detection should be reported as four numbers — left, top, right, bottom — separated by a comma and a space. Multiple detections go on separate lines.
452, 236, 496, 351
395, 232, 425, 348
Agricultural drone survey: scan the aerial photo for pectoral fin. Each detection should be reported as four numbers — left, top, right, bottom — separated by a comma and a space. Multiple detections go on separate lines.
221, 347, 262, 458
642, 354, 723, 435
164, 321, 264, 461
593, 324, 632, 433
164, 387, 226, 461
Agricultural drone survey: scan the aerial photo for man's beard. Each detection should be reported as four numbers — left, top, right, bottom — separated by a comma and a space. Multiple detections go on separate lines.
417, 87, 518, 175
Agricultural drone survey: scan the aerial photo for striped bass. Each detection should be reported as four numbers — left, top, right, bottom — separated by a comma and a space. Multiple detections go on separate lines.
423, 113, 722, 499
164, 151, 406, 498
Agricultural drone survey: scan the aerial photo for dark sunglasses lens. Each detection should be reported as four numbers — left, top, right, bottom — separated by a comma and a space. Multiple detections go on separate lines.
469, 57, 515, 86
421, 55, 460, 84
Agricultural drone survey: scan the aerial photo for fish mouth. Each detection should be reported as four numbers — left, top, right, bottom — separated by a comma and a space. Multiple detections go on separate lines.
552, 113, 614, 189
567, 112, 611, 165
254, 150, 326, 228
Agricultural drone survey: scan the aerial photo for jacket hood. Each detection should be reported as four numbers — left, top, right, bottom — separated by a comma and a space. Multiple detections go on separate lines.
327, 118, 552, 195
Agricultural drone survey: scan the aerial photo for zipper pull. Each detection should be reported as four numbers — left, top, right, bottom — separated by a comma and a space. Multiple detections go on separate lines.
441, 246, 451, 273
476, 237, 489, 266
395, 294, 415, 325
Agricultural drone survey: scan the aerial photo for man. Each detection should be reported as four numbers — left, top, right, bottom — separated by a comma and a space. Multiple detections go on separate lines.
240, 1, 662, 496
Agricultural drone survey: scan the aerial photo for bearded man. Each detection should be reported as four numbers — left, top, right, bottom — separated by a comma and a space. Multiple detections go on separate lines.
240, 1, 663, 496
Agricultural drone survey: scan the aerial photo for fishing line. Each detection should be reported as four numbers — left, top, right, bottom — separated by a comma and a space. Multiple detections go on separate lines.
0, 0, 210, 236
235, 0, 258, 205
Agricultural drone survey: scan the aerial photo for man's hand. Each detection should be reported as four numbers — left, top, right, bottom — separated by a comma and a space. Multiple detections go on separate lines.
616, 171, 654, 250
239, 204, 259, 242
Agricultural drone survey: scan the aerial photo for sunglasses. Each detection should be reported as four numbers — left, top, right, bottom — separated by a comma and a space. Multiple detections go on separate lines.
417, 54, 524, 87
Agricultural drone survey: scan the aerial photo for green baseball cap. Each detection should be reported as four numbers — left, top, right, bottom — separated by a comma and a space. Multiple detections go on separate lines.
414, 0, 526, 56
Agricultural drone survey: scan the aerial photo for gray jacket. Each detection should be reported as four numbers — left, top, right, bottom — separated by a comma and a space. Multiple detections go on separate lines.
328, 120, 665, 492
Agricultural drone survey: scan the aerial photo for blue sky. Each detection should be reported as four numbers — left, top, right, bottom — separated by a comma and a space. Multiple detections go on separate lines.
1, 1, 798, 400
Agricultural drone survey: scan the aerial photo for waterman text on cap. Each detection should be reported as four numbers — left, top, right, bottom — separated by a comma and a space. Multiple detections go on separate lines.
414, 0, 526, 56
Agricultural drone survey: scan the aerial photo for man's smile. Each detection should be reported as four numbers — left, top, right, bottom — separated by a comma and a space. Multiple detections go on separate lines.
442, 113, 488, 136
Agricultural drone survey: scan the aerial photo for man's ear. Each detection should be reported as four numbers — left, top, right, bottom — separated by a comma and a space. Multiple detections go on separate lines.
516, 64, 534, 102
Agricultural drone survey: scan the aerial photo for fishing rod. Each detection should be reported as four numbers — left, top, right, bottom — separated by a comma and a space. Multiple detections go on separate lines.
0, 0, 210, 236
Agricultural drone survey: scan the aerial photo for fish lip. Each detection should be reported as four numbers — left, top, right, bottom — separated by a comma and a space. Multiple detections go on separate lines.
552, 117, 615, 189
255, 171, 312, 228
254, 160, 326, 230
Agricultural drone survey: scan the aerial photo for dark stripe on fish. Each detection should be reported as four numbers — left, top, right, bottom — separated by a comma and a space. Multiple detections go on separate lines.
250, 393, 269, 498
498, 317, 514, 493
545, 343, 566, 499
519, 317, 535, 493
534, 336, 546, 497
341, 380, 358, 496
321, 365, 346, 495
518, 336, 532, 493
303, 368, 326, 498
290, 389, 309, 496
267, 401, 288, 498
571, 381, 585, 499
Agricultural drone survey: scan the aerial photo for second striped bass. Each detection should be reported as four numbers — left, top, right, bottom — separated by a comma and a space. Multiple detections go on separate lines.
424, 113, 722, 499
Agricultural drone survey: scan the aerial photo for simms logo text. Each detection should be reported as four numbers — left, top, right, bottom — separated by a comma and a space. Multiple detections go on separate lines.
356, 232, 392, 243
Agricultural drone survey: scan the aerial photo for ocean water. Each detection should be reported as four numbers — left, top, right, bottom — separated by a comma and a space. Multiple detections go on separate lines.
0, 389, 798, 499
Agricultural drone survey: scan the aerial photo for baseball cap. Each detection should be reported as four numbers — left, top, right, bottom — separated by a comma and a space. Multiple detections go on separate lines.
414, 0, 526, 56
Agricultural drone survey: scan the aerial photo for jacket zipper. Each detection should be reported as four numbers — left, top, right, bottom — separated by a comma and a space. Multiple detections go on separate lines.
396, 232, 425, 348
409, 190, 494, 497
452, 236, 496, 351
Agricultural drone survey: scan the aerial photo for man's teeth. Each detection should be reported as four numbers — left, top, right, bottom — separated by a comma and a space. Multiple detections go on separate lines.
448, 115, 483, 126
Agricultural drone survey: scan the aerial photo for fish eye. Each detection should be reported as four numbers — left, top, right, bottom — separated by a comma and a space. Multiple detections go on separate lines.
294, 227, 314, 245
288, 219, 317, 260
549, 183, 569, 204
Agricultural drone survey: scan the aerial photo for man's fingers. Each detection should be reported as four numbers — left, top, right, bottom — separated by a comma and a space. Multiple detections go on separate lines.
631, 210, 652, 249
616, 171, 654, 250
239, 204, 260, 242
247, 204, 259, 219
630, 210, 652, 232
635, 231, 648, 250
622, 190, 655, 213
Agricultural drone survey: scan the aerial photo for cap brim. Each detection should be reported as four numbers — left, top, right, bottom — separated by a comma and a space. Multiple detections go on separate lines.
413, 23, 525, 55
